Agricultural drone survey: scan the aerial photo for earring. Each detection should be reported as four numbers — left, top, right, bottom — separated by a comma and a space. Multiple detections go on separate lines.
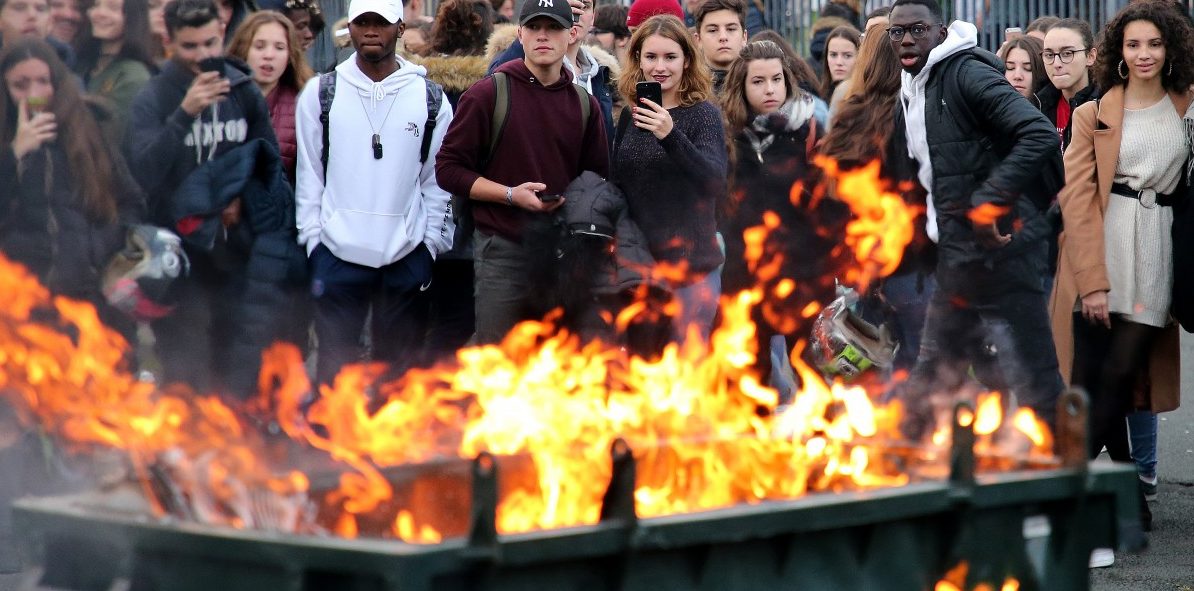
1118, 59, 1128, 79
1167, 61, 1174, 76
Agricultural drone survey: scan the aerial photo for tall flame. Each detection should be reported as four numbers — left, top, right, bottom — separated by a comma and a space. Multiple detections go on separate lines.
0, 156, 1055, 542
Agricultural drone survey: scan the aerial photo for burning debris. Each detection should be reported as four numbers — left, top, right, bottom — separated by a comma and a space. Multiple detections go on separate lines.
0, 157, 1060, 545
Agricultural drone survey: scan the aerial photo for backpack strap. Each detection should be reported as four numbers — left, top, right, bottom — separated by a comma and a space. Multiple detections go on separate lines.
484, 72, 511, 169
420, 79, 444, 164
318, 71, 337, 177
572, 83, 590, 139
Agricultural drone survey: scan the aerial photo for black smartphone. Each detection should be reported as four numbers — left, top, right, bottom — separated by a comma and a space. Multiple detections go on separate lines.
537, 192, 563, 202
635, 80, 662, 110
198, 56, 225, 76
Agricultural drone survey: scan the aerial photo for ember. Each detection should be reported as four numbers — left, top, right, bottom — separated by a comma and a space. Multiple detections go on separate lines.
0, 156, 1057, 544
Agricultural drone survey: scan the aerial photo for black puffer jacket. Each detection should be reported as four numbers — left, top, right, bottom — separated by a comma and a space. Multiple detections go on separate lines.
1033, 82, 1099, 151
0, 143, 144, 309
920, 48, 1062, 286
560, 170, 661, 295
172, 138, 306, 398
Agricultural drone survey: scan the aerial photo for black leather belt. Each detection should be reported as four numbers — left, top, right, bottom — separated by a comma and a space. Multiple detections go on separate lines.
1111, 182, 1176, 207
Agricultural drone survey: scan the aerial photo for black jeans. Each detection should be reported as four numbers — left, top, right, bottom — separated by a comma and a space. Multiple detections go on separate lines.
1070, 313, 1161, 461
900, 282, 1065, 438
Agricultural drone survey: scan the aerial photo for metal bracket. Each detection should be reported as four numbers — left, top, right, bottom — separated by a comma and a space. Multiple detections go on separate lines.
1054, 388, 1089, 470
599, 438, 638, 526
949, 401, 976, 491
464, 452, 499, 560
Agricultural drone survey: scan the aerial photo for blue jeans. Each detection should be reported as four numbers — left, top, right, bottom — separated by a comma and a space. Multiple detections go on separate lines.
671, 269, 721, 345
1128, 411, 1158, 480
880, 271, 936, 372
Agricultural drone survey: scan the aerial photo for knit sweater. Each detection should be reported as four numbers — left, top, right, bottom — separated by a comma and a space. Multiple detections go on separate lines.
613, 100, 727, 279
1104, 94, 1188, 326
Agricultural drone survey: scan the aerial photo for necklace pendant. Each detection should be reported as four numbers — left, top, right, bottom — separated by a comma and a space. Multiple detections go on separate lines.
372, 133, 383, 159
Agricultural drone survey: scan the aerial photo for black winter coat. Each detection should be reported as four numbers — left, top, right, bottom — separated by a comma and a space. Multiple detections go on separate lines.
1033, 82, 1099, 151
918, 48, 1062, 291
0, 143, 144, 309
723, 115, 850, 337
172, 138, 306, 397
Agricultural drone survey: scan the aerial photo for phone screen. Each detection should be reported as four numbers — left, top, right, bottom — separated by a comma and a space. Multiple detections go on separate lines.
537, 192, 563, 202
636, 81, 662, 110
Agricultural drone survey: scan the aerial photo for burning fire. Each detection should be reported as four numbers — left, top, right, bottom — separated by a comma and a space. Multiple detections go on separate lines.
0, 157, 1056, 543
935, 561, 1020, 591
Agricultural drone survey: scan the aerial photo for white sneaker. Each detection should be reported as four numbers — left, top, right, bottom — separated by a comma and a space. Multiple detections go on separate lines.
1089, 548, 1115, 568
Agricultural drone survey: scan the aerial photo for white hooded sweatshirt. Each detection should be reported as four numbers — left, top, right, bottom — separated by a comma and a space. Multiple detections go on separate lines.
295, 54, 455, 267
899, 20, 977, 243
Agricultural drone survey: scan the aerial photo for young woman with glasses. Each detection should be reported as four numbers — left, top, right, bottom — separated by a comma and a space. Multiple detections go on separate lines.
1049, 0, 1194, 534
1037, 18, 1098, 151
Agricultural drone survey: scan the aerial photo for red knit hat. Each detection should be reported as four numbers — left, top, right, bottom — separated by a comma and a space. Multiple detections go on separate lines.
626, 0, 684, 27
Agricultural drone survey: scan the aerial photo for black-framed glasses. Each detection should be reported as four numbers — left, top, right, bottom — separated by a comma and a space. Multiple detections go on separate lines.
886, 23, 932, 41
1041, 48, 1088, 64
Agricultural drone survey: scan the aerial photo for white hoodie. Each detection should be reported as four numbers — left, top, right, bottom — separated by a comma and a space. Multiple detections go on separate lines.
899, 20, 977, 243
295, 54, 455, 267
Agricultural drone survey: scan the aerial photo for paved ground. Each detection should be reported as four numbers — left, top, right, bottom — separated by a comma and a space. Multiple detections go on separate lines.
3, 336, 1194, 590
1090, 332, 1194, 591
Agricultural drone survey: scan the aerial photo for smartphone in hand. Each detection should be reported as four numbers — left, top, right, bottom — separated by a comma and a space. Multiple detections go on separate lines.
198, 56, 226, 77
1004, 27, 1023, 42
536, 192, 563, 202
635, 80, 662, 111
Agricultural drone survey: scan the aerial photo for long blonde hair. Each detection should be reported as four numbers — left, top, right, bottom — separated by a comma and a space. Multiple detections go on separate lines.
616, 14, 712, 108
227, 11, 316, 93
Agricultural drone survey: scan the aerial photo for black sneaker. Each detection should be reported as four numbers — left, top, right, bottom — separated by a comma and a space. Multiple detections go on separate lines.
1140, 475, 1158, 502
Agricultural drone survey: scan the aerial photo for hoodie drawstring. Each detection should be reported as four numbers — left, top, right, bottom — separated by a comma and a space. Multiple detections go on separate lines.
370, 81, 386, 111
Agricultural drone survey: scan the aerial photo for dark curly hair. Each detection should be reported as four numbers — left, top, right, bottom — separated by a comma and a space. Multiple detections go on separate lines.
1094, 0, 1194, 91
430, 0, 494, 56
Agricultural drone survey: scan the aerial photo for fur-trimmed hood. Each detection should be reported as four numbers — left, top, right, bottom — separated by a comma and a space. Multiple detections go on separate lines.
485, 24, 519, 64
416, 54, 491, 95
585, 45, 620, 80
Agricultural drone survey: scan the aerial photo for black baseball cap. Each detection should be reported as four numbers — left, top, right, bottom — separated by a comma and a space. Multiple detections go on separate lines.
518, 0, 573, 27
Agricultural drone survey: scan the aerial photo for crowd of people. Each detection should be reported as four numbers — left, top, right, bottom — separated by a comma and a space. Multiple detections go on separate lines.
1, 0, 1192, 567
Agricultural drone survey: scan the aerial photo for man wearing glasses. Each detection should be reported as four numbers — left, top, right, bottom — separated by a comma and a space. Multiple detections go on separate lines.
886, 0, 1066, 435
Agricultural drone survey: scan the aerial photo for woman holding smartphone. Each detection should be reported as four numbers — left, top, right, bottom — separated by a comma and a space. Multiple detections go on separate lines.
614, 14, 727, 347
1049, 0, 1194, 533
0, 39, 145, 336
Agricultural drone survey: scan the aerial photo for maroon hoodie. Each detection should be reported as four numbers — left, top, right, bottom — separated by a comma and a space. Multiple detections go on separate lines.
435, 59, 610, 242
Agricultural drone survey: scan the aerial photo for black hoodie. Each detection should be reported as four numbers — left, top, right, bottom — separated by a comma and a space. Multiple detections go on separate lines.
127, 57, 277, 225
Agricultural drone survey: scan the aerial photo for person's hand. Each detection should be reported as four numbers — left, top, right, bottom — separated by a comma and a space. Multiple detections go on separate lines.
11, 100, 56, 159
567, 0, 583, 20
1081, 290, 1111, 328
181, 71, 231, 117
972, 221, 1011, 249
509, 181, 564, 212
221, 197, 242, 227
633, 99, 673, 140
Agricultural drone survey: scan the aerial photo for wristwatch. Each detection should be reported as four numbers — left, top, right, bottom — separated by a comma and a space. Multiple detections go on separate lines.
505, 186, 514, 206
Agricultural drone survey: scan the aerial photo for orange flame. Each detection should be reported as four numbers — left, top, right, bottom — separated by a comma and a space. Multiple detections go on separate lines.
935, 561, 1020, 591
0, 154, 1055, 543
967, 203, 1011, 226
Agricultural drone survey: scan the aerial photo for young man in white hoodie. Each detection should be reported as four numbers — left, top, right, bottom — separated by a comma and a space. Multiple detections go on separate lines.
887, 0, 1065, 436
295, 0, 454, 386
